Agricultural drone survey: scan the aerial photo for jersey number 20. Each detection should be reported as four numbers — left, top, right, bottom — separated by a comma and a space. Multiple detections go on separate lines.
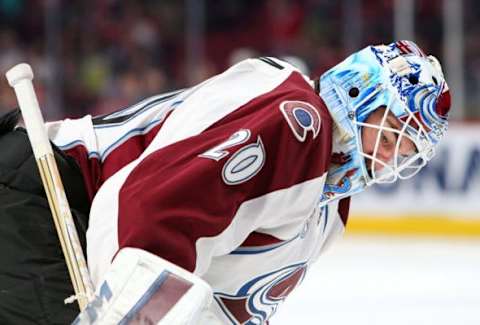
200, 129, 266, 185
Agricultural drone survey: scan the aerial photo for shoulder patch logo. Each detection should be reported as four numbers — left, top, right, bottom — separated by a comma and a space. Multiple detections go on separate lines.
279, 100, 321, 142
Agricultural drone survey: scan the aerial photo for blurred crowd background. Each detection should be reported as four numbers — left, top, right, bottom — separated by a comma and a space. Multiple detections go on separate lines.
0, 0, 477, 120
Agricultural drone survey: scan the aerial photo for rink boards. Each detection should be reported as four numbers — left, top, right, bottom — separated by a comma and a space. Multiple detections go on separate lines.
348, 122, 480, 237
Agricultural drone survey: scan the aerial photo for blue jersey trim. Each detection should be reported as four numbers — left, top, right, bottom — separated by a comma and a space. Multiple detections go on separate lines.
93, 91, 184, 129
99, 118, 163, 162
55, 116, 165, 162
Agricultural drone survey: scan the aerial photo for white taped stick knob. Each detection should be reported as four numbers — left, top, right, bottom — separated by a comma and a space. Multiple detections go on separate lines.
5, 63, 53, 158
6, 63, 34, 87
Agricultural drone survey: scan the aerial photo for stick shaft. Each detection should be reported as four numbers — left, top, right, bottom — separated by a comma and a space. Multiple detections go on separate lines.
5, 63, 94, 310
38, 155, 94, 309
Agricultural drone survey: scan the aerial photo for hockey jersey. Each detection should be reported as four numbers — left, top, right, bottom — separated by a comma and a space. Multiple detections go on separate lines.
46, 57, 350, 324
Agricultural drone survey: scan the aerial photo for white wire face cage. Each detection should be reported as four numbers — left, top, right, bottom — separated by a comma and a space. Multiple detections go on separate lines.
355, 93, 435, 185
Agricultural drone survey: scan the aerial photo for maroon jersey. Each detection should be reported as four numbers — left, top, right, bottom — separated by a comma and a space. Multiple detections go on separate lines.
47, 57, 349, 324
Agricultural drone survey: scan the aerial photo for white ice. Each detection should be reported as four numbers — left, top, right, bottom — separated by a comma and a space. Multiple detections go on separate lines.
273, 235, 480, 325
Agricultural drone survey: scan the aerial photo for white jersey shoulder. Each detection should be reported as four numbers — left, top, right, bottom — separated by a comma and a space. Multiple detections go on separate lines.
45, 56, 307, 161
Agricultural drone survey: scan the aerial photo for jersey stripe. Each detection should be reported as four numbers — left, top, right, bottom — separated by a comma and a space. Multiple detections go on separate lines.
230, 234, 300, 255
239, 232, 283, 247
92, 90, 184, 126
258, 57, 284, 70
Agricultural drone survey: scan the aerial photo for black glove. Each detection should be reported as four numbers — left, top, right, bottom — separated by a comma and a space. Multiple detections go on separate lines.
0, 108, 20, 136
0, 108, 90, 227
0, 108, 90, 325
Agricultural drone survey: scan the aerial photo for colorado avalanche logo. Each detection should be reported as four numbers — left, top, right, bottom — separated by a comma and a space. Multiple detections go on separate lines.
280, 101, 321, 142
214, 263, 307, 324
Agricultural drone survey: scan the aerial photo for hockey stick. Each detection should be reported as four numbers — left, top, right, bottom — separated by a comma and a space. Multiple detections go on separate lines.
5, 63, 94, 311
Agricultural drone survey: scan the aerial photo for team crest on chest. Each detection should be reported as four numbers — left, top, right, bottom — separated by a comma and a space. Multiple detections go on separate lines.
280, 100, 321, 142
214, 263, 307, 324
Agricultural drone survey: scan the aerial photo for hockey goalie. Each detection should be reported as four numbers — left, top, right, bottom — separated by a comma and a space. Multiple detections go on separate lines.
0, 40, 450, 324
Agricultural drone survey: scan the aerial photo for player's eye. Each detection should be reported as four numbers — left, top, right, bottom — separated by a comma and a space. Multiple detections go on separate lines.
381, 134, 389, 144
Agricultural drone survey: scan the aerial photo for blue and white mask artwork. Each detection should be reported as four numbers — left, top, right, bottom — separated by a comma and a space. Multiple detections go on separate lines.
318, 40, 451, 204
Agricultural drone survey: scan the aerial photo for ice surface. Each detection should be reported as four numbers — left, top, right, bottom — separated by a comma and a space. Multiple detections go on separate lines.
273, 235, 480, 325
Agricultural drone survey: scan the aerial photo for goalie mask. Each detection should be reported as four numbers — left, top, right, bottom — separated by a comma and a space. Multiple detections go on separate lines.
318, 40, 451, 204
